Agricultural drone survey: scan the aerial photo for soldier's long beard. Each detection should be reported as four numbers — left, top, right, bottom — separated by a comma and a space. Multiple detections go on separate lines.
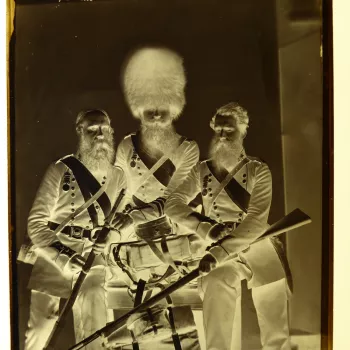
209, 133, 244, 171
78, 134, 115, 172
140, 124, 179, 156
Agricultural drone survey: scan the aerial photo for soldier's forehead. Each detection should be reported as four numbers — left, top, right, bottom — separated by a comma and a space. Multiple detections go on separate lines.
83, 112, 109, 126
215, 114, 236, 126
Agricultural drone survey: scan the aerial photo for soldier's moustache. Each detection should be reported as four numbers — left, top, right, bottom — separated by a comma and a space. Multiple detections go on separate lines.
78, 133, 115, 171
209, 134, 243, 169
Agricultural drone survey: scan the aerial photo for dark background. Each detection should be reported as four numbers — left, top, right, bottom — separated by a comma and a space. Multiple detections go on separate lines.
12, 0, 286, 348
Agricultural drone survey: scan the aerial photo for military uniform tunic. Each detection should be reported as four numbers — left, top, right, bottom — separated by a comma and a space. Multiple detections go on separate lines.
115, 133, 200, 227
25, 155, 126, 350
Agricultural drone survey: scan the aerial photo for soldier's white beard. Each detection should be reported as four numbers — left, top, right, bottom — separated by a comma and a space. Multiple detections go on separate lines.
209, 134, 244, 171
140, 123, 179, 155
78, 134, 115, 172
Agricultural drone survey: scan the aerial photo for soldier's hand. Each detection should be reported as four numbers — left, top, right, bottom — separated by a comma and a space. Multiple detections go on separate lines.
91, 241, 106, 255
199, 253, 217, 276
111, 213, 134, 231
90, 226, 110, 255
66, 254, 86, 273
207, 223, 228, 241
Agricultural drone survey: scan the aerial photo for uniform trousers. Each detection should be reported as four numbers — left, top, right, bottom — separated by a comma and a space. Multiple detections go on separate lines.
24, 266, 113, 350
198, 258, 290, 350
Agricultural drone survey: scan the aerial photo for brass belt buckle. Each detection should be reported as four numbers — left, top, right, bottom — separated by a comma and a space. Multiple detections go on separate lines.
71, 226, 83, 239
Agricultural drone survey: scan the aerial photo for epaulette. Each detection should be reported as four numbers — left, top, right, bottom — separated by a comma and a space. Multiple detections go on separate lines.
55, 154, 75, 165
246, 155, 266, 164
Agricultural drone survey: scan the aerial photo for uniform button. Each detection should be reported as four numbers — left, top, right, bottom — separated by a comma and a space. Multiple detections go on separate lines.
243, 179, 247, 184
137, 166, 140, 170
71, 193, 75, 197
89, 219, 92, 223
208, 173, 212, 177
130, 161, 136, 168
160, 188, 164, 191
238, 218, 242, 222
71, 202, 74, 206
213, 202, 217, 205
208, 188, 212, 192
71, 186, 75, 191
219, 219, 223, 223
213, 206, 218, 210
86, 226, 90, 229
141, 185, 145, 189
243, 174, 247, 178
216, 214, 220, 218
208, 179, 212, 183
139, 173, 142, 176
95, 205, 99, 210
102, 181, 105, 185
239, 213, 243, 217
71, 209, 75, 212
103, 176, 107, 179
202, 189, 208, 196
209, 193, 213, 197
72, 178, 76, 182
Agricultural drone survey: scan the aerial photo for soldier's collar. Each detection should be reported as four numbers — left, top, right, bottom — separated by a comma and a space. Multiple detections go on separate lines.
238, 148, 247, 161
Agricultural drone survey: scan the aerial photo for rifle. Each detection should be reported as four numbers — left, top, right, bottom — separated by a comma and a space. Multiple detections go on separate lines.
43, 188, 126, 350
68, 208, 311, 350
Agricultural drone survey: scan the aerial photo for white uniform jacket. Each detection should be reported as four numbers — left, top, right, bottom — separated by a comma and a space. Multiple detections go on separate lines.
165, 155, 291, 289
27, 155, 126, 298
115, 132, 200, 228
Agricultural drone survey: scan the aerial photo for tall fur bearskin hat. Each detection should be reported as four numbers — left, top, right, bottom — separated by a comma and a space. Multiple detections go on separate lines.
121, 46, 187, 120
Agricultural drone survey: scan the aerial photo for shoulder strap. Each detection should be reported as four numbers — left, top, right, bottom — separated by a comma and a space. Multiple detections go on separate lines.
131, 137, 188, 196
60, 156, 111, 226
54, 185, 107, 239
206, 158, 250, 215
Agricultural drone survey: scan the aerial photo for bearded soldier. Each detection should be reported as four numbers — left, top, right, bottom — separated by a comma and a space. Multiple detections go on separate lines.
106, 47, 202, 350
112, 46, 199, 228
165, 102, 292, 350
23, 109, 125, 350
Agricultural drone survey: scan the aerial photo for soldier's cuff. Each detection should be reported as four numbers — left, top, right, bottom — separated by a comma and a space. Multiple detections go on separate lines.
196, 222, 213, 240
209, 245, 230, 264
50, 241, 77, 270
